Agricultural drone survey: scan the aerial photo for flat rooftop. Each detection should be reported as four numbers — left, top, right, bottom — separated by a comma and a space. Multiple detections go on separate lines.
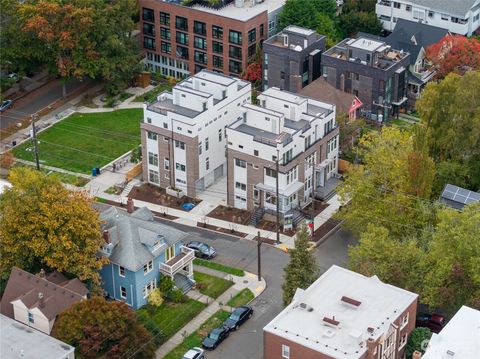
1, 314, 75, 359
261, 87, 334, 116
423, 306, 480, 359
284, 25, 316, 36
147, 96, 202, 118
264, 265, 418, 359
349, 38, 384, 52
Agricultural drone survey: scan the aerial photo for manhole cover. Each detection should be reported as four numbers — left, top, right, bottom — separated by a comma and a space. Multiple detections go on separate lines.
243, 280, 248, 284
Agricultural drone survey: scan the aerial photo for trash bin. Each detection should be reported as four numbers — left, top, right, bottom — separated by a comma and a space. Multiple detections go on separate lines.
12, 140, 16, 146
92, 168, 97, 177
96, 167, 101, 175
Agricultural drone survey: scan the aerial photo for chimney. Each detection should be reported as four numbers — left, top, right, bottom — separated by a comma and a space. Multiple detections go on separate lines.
412, 351, 422, 359
38, 268, 45, 278
103, 230, 111, 244
127, 197, 134, 213
38, 292, 45, 308
366, 338, 377, 359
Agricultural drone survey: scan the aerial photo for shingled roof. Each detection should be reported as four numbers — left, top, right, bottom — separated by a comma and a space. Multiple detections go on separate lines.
0, 267, 88, 321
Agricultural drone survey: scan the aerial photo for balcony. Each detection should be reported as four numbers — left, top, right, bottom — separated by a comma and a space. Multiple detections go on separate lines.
159, 246, 195, 277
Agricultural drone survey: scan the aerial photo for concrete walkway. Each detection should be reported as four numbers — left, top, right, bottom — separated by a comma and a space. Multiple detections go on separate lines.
313, 194, 341, 231
155, 269, 265, 358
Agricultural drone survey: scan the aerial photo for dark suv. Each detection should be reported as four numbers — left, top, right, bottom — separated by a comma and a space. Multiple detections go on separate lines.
186, 241, 216, 259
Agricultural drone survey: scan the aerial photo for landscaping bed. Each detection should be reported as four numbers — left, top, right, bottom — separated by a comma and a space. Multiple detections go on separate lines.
301, 199, 330, 218
207, 205, 252, 225
132, 80, 175, 103
128, 183, 202, 210
311, 218, 341, 243
194, 258, 245, 277
194, 271, 234, 299
227, 288, 254, 307
12, 109, 142, 174
255, 219, 296, 236
163, 310, 230, 359
196, 222, 247, 238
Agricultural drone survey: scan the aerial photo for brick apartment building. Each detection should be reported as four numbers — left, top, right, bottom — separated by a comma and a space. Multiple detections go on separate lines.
264, 265, 418, 359
226, 87, 339, 225
139, 0, 286, 79
321, 37, 410, 121
263, 26, 325, 92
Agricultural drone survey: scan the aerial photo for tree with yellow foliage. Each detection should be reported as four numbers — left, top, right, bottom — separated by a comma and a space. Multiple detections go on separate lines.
0, 167, 107, 285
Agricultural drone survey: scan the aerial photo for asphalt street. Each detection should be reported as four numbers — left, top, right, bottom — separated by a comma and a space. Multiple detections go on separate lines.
148, 215, 357, 359
0, 78, 84, 129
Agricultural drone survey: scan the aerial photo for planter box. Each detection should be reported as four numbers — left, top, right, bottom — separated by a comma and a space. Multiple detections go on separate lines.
166, 186, 185, 198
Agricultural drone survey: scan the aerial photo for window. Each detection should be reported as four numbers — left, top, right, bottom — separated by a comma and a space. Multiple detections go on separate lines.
235, 182, 246, 191
198, 142, 202, 154
254, 149, 259, 156
280, 71, 285, 80
406, 4, 411, 11
399, 333, 407, 349
413, 9, 425, 20
176, 45, 189, 60
441, 13, 449, 20
282, 344, 290, 359
176, 31, 188, 45
28, 311, 34, 324
119, 266, 125, 277
164, 158, 170, 170
235, 158, 246, 168
120, 286, 127, 299
212, 41, 223, 53
212, 25, 223, 39
324, 118, 334, 135
143, 36, 155, 50
265, 192, 276, 205
161, 42, 171, 54
143, 23, 155, 36
229, 45, 242, 59
327, 136, 337, 155
265, 168, 277, 178
213, 55, 223, 69
160, 12, 170, 25
175, 163, 186, 171
248, 44, 256, 58
194, 21, 206, 35
175, 16, 188, 31
142, 7, 154, 22
194, 36, 207, 50
148, 152, 159, 166
143, 260, 153, 274
147, 131, 157, 140
149, 169, 159, 184
229, 60, 242, 74
175, 140, 185, 149
143, 279, 157, 298
205, 137, 209, 150
393, 2, 400, 9
229, 30, 242, 45
206, 157, 210, 170
400, 312, 409, 329
194, 50, 207, 65
160, 27, 171, 40
304, 135, 312, 149
260, 24, 264, 37
286, 166, 297, 184
282, 149, 293, 164
248, 28, 256, 44
428, 11, 434, 18
218, 129, 223, 142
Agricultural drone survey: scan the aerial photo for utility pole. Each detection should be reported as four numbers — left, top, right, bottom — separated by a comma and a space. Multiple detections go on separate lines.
275, 148, 280, 244
31, 114, 40, 170
257, 231, 262, 281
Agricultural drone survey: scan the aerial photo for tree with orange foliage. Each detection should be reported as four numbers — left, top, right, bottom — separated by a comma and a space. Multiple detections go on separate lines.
426, 35, 480, 79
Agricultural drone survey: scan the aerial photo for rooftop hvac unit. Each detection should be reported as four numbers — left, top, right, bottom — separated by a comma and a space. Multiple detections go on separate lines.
234, 0, 244, 7
282, 35, 289, 47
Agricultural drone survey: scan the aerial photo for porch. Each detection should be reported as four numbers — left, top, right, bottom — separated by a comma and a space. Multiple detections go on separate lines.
255, 181, 304, 218
315, 159, 340, 201
159, 246, 195, 283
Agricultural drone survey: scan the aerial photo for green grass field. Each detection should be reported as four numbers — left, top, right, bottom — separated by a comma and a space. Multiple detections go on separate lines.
227, 288, 254, 307
193, 258, 245, 277
194, 271, 234, 299
13, 109, 142, 174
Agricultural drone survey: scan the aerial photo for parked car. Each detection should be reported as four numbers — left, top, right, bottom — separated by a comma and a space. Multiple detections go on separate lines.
416, 312, 446, 333
223, 305, 253, 331
0, 99, 13, 112
186, 241, 216, 259
7, 73, 18, 81
182, 347, 204, 359
202, 326, 229, 350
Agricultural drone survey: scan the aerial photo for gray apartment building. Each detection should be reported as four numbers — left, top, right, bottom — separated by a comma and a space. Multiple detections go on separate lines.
263, 26, 325, 92
321, 37, 410, 121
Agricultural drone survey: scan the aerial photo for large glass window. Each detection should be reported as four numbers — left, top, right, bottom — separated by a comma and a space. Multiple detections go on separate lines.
148, 152, 159, 166
161, 42, 171, 54
176, 31, 188, 45
143, 36, 155, 50
229, 45, 242, 59
194, 21, 206, 36
212, 25, 223, 39
175, 16, 188, 31
248, 44, 256, 58
213, 55, 223, 69
194, 36, 207, 50
160, 12, 170, 26
229, 30, 242, 45
229, 59, 242, 73
194, 51, 207, 65
248, 28, 256, 44
176, 46, 189, 60
142, 8, 154, 22
212, 41, 223, 54
160, 27, 171, 40
143, 23, 155, 36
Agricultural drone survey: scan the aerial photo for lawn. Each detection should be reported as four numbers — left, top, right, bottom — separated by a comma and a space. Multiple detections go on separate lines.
194, 271, 234, 299
194, 258, 245, 277
12, 109, 142, 174
137, 299, 206, 341
163, 310, 230, 359
132, 82, 174, 103
391, 118, 414, 131
227, 288, 254, 307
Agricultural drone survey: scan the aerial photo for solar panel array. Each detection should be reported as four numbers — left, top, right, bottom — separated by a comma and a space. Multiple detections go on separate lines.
441, 184, 480, 205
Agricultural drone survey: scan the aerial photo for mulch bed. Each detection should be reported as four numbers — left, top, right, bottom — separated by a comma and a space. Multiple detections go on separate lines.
207, 205, 252, 225
311, 218, 341, 243
94, 198, 179, 220
251, 236, 277, 245
196, 222, 247, 238
301, 200, 329, 218
128, 183, 201, 210
255, 219, 296, 237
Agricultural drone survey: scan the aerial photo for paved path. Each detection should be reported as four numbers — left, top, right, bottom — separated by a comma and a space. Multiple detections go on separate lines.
14, 158, 92, 179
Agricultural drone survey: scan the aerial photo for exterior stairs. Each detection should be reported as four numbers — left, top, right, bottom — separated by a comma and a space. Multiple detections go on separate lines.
249, 206, 265, 226
292, 209, 308, 227
120, 179, 140, 198
174, 273, 194, 294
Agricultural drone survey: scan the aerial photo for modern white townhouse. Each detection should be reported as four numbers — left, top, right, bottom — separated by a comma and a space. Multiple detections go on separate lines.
226, 87, 339, 225
376, 0, 480, 36
141, 70, 251, 197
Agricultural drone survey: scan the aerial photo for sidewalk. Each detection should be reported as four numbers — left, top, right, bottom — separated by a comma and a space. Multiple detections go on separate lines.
155, 269, 266, 358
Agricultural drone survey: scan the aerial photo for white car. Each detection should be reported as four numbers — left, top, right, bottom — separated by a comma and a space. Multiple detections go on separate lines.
182, 347, 204, 359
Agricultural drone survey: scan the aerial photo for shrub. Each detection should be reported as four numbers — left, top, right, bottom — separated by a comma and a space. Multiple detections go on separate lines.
148, 288, 164, 307
159, 276, 174, 298
105, 96, 117, 108
168, 288, 186, 303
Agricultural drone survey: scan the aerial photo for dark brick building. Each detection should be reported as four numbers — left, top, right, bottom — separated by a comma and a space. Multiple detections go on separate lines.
263, 25, 325, 92
139, 0, 285, 79
321, 37, 410, 121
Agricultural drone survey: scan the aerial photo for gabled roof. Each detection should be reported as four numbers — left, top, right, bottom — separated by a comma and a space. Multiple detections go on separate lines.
0, 267, 88, 321
99, 207, 188, 271
385, 19, 449, 65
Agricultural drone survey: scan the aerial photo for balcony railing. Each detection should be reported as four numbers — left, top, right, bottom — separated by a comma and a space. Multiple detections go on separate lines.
159, 246, 195, 277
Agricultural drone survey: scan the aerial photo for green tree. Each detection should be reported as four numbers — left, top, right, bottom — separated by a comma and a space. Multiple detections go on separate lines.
0, 167, 107, 284
52, 297, 156, 359
421, 202, 480, 315
282, 226, 319, 306
405, 328, 432, 359
343, 0, 377, 12
337, 127, 436, 239
277, 0, 319, 31
316, 13, 341, 48
431, 161, 470, 198
312, 0, 337, 18
339, 11, 383, 37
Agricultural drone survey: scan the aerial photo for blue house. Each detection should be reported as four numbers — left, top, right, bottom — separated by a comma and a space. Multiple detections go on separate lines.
98, 206, 195, 309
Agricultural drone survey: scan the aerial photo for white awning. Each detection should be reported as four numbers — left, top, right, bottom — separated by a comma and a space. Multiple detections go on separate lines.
316, 158, 332, 170
255, 181, 303, 197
